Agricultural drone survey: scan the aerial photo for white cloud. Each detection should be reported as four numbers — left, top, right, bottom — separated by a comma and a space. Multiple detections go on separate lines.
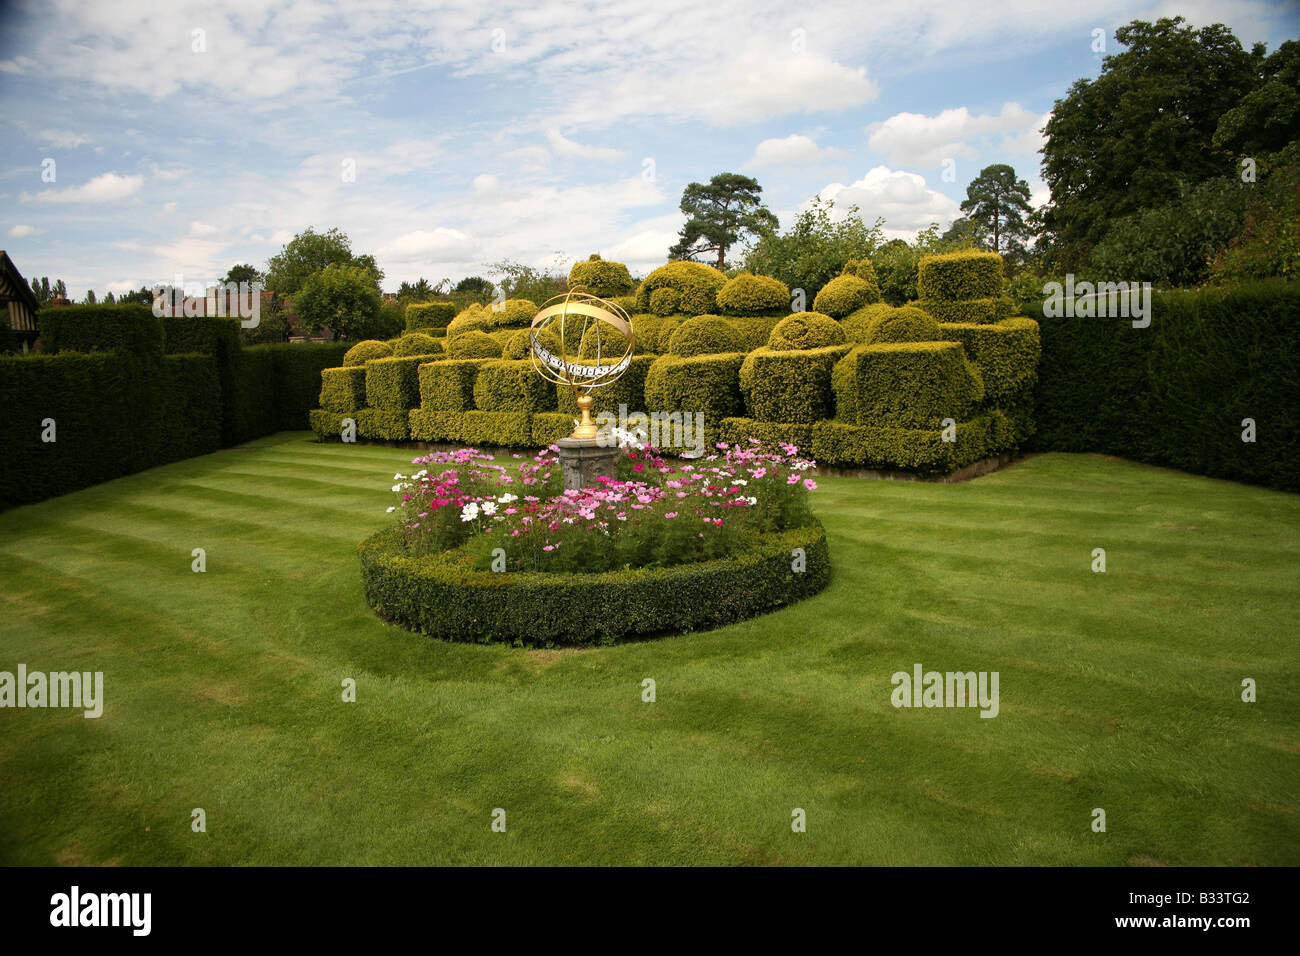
867, 103, 1045, 169
189, 221, 219, 237
375, 228, 473, 264
0, 56, 35, 74
7, 224, 43, 238
814, 166, 961, 241
748, 134, 846, 168
35, 129, 91, 149
546, 129, 624, 161
24, 172, 143, 204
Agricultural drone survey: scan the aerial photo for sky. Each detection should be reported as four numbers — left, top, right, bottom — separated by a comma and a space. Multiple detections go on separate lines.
1, 0, 1297, 299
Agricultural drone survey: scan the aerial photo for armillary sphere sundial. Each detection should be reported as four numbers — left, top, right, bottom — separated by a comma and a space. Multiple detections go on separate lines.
529, 288, 635, 488
529, 288, 635, 440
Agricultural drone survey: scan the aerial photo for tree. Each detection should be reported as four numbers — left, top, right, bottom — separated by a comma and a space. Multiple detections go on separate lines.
1040, 17, 1260, 264
264, 227, 383, 297
743, 197, 883, 300
103, 291, 116, 304
959, 164, 1033, 254
668, 173, 778, 269
1213, 40, 1300, 170
396, 278, 446, 303
222, 263, 263, 287
453, 276, 494, 297
84, 289, 97, 304
294, 263, 383, 340
940, 217, 987, 249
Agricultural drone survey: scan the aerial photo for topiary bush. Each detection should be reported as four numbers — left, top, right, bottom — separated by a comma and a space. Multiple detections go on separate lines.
405, 301, 456, 332
365, 354, 440, 410
840, 258, 884, 302
666, 315, 746, 357
917, 296, 1016, 325
447, 330, 503, 359
390, 333, 444, 357
938, 317, 1040, 407
648, 287, 681, 316
343, 339, 393, 366
355, 408, 411, 441
555, 354, 655, 417
473, 359, 557, 413
740, 345, 852, 423
841, 303, 893, 342
635, 261, 726, 316
716, 272, 790, 316
644, 352, 746, 436
445, 304, 494, 338
832, 342, 984, 428
418, 359, 488, 411
460, 410, 534, 446
916, 251, 1004, 301
492, 298, 539, 329
628, 314, 679, 354
864, 305, 941, 345
813, 274, 876, 318
320, 366, 367, 413
767, 312, 845, 351
568, 254, 635, 297
38, 303, 164, 358
503, 325, 563, 361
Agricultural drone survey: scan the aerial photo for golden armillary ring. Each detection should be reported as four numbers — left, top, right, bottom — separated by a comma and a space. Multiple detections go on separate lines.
530, 289, 635, 440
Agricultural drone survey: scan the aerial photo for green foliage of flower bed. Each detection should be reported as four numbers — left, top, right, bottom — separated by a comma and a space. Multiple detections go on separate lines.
740, 345, 852, 423
404, 301, 456, 332
832, 342, 984, 428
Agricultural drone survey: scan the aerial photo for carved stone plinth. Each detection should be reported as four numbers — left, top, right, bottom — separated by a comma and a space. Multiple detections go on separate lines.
556, 436, 620, 491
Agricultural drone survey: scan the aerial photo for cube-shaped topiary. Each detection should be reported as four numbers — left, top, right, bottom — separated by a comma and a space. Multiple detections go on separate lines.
767, 311, 845, 351
813, 275, 877, 318
716, 272, 790, 316
568, 255, 635, 297
390, 332, 444, 357
447, 330, 503, 359
355, 408, 411, 441
418, 359, 488, 411
718, 418, 816, 455
916, 296, 1015, 325
832, 341, 984, 428
936, 317, 1040, 406
461, 411, 532, 446
666, 315, 746, 356
408, 409, 464, 442
319, 366, 367, 413
405, 301, 456, 332
740, 345, 852, 423
811, 415, 997, 472
635, 261, 726, 316
864, 305, 941, 345
644, 353, 746, 426
365, 354, 440, 410
532, 412, 577, 446
343, 339, 392, 366
472, 359, 558, 413
309, 408, 347, 439
916, 251, 1004, 301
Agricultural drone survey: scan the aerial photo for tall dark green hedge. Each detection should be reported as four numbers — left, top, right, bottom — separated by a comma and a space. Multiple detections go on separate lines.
1029, 282, 1300, 492
39, 303, 163, 358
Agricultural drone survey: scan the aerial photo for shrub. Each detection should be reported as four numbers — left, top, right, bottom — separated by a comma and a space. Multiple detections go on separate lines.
320, 366, 367, 413
841, 303, 893, 342
767, 312, 845, 351
532, 412, 577, 446
648, 287, 681, 316
503, 325, 563, 361
718, 419, 816, 455
408, 409, 464, 442
724, 315, 783, 350
568, 254, 635, 296
405, 301, 456, 332
472, 359, 557, 413
418, 359, 487, 411
390, 333, 443, 357
578, 320, 634, 360
555, 354, 655, 417
635, 261, 727, 315
460, 410, 533, 446
812, 275, 875, 318
610, 295, 638, 315
644, 352, 746, 432
832, 342, 984, 427
916, 251, 1004, 301
447, 330, 503, 359
840, 258, 883, 301
38, 303, 163, 357
626, 314, 679, 353
355, 408, 410, 441
864, 305, 941, 345
343, 339, 393, 366
309, 409, 348, 439
365, 354, 439, 410
740, 345, 852, 423
493, 298, 539, 329
665, 315, 745, 357
715, 272, 790, 316
917, 296, 1015, 325
811, 415, 1000, 472
267, 342, 351, 430
937, 317, 1040, 406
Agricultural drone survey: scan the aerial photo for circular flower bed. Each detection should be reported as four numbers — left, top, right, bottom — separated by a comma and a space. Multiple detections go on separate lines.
359, 441, 831, 645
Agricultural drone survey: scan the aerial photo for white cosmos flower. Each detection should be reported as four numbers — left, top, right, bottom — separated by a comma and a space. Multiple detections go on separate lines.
460, 502, 480, 522
386, 506, 396, 513
481, 501, 498, 516
391, 484, 402, 492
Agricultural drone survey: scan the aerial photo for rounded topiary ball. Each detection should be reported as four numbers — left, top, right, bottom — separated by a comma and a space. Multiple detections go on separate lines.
865, 305, 941, 344
503, 326, 563, 361
648, 286, 681, 316
389, 332, 443, 357
666, 314, 745, 357
343, 339, 393, 366
447, 329, 504, 359
495, 298, 538, 329
767, 312, 846, 351
840, 259, 883, 302
716, 272, 790, 316
635, 261, 726, 315
568, 255, 635, 297
841, 303, 893, 342
813, 274, 876, 318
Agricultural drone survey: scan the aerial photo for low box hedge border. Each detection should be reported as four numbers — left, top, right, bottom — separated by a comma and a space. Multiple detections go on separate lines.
358, 521, 830, 646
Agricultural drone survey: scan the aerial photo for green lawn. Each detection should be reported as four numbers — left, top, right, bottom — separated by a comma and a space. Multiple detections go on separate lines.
1, 432, 1296, 866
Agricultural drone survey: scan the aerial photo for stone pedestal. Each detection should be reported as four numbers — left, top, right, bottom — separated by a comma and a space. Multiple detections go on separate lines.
556, 436, 620, 491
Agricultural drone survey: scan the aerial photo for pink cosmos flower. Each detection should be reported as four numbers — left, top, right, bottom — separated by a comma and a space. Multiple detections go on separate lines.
803, 478, 817, 490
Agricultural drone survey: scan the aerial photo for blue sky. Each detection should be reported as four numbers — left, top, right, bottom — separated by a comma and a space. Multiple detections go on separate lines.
1, 0, 1297, 298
